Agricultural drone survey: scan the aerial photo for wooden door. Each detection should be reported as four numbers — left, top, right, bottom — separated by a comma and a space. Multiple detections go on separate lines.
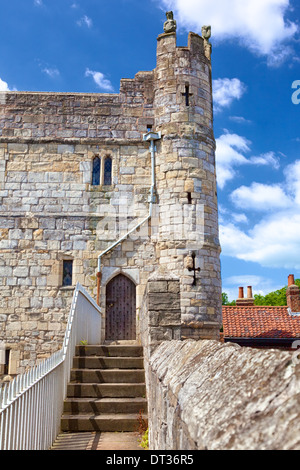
105, 274, 136, 340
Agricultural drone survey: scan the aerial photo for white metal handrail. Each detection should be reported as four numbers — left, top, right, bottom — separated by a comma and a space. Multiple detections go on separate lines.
0, 283, 102, 450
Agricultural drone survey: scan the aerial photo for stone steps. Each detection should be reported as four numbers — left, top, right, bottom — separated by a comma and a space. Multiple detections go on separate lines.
61, 344, 147, 433
63, 397, 147, 414
61, 413, 141, 432
66, 383, 147, 398
75, 345, 143, 357
72, 356, 144, 369
70, 368, 145, 383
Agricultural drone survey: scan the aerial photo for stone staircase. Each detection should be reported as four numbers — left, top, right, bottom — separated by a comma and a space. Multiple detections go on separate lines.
61, 344, 147, 433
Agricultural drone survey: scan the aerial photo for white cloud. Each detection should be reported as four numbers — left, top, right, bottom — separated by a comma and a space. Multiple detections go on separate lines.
220, 222, 251, 255
216, 132, 281, 189
216, 133, 250, 163
266, 45, 294, 68
222, 275, 283, 300
0, 78, 10, 91
219, 205, 248, 225
85, 69, 114, 92
213, 78, 246, 112
42, 67, 60, 78
77, 15, 93, 28
34, 0, 43, 6
159, 0, 298, 60
250, 151, 280, 169
231, 182, 291, 211
230, 159, 300, 211
225, 275, 267, 286
229, 116, 252, 125
220, 159, 300, 269
220, 211, 300, 269
216, 133, 250, 188
232, 212, 248, 224
284, 160, 300, 205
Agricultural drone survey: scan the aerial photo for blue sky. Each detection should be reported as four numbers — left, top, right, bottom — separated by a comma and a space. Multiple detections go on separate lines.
0, 0, 300, 300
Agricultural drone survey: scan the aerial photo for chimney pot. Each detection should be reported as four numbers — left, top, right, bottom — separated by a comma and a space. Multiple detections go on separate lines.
238, 287, 244, 299
236, 285, 255, 306
286, 275, 300, 313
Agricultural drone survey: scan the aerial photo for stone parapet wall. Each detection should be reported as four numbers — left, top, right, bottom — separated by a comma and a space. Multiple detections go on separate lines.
0, 72, 154, 141
146, 340, 300, 450
139, 274, 181, 354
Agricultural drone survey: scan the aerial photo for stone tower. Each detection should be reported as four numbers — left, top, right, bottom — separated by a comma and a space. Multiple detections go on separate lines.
151, 27, 221, 340
0, 13, 221, 375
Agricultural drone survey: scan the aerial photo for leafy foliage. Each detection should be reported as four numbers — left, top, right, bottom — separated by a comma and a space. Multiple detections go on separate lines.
136, 409, 148, 450
139, 428, 149, 450
254, 279, 300, 306
222, 292, 236, 306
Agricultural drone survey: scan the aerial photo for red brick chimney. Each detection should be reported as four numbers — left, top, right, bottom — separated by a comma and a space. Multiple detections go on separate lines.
286, 274, 300, 312
236, 286, 254, 306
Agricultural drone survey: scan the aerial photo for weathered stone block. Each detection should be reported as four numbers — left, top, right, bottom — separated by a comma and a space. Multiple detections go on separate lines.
7, 143, 28, 154
57, 144, 74, 154
13, 266, 29, 278
148, 281, 168, 293
168, 281, 180, 293
148, 292, 180, 310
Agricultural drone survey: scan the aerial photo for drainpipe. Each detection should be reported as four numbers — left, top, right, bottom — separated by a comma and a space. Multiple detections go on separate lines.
96, 131, 161, 304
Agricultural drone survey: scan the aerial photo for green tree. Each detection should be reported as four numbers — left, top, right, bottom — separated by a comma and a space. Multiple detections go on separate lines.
222, 292, 229, 304
222, 292, 236, 306
254, 279, 300, 306
222, 279, 300, 307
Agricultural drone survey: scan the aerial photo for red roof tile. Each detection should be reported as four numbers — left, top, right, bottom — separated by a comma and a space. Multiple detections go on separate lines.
222, 306, 300, 339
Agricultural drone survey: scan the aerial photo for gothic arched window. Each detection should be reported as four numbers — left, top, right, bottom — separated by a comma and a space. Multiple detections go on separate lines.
92, 156, 101, 185
104, 156, 112, 185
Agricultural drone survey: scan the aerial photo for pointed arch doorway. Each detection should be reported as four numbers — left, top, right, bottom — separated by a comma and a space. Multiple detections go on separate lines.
105, 274, 136, 341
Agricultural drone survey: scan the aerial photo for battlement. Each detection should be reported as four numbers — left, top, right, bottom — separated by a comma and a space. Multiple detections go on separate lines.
157, 31, 204, 51
157, 30, 211, 62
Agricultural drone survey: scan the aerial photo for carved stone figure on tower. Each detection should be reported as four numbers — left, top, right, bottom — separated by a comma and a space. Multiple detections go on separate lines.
163, 11, 177, 34
202, 25, 212, 60
201, 25, 211, 41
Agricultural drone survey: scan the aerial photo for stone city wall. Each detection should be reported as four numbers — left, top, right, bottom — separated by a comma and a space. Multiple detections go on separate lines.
146, 339, 300, 450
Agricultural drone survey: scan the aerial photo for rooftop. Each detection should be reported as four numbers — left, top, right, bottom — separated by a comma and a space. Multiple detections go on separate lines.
222, 305, 300, 339
223, 275, 300, 342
